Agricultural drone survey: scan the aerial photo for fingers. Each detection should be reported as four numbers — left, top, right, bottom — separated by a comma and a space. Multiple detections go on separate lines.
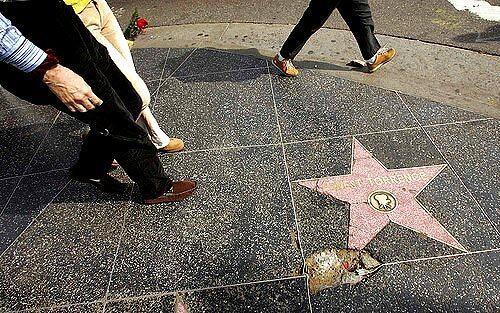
65, 102, 87, 113
66, 103, 77, 113
81, 98, 95, 111
72, 90, 102, 113
86, 90, 103, 107
74, 103, 88, 113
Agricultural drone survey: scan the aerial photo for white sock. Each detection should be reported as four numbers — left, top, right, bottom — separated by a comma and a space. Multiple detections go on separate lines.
366, 53, 377, 64
366, 46, 388, 64
277, 52, 285, 62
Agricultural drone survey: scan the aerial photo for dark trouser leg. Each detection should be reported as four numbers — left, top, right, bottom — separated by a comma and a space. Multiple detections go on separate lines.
0, 0, 171, 199
53, 63, 172, 199
72, 130, 114, 178
114, 146, 170, 199
337, 0, 381, 60
280, 0, 342, 59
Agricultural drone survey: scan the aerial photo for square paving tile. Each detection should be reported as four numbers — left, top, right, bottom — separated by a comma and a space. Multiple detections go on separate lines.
0, 170, 69, 254
271, 70, 418, 142
0, 178, 131, 311
399, 93, 483, 126
291, 130, 499, 263
154, 68, 280, 150
132, 48, 170, 80
172, 48, 267, 78
146, 79, 162, 101
426, 120, 500, 227
0, 106, 57, 179
107, 277, 309, 312
108, 146, 302, 298
27, 114, 86, 174
311, 251, 499, 312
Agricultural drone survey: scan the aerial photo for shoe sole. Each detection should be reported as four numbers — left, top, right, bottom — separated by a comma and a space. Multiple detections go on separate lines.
158, 146, 185, 153
272, 59, 298, 77
368, 51, 396, 73
143, 185, 196, 204
70, 175, 127, 194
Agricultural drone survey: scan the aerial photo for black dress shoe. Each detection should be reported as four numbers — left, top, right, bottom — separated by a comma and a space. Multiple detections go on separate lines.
70, 173, 128, 194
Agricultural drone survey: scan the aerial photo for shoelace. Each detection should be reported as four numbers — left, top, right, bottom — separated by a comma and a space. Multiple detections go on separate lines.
366, 44, 389, 64
377, 44, 390, 55
286, 59, 295, 69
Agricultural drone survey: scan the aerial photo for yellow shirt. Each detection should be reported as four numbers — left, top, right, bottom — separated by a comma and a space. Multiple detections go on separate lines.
64, 0, 92, 14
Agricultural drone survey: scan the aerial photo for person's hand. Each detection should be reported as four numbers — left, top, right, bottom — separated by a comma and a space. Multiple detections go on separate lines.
42, 64, 103, 113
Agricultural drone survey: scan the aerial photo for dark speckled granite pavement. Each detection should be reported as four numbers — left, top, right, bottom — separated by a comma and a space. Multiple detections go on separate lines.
0, 48, 498, 312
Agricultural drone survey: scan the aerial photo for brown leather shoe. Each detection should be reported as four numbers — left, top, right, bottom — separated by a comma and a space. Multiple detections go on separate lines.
143, 180, 197, 204
158, 138, 185, 153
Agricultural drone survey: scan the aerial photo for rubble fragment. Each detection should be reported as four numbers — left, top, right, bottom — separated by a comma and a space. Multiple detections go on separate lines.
174, 293, 189, 313
305, 248, 381, 294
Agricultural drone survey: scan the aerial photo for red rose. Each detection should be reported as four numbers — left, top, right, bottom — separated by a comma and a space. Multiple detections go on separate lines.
136, 18, 148, 30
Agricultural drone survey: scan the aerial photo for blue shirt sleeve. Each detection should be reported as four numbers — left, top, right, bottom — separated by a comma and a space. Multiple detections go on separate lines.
0, 12, 47, 73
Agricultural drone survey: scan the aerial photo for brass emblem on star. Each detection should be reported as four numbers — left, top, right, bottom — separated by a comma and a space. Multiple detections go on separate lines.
368, 190, 397, 212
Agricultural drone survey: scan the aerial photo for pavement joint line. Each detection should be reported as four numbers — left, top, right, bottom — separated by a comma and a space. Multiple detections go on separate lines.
396, 91, 500, 236
14, 247, 500, 311
101, 186, 135, 313
0, 179, 70, 260
149, 47, 170, 112
174, 142, 281, 155
286, 62, 497, 120
13, 248, 500, 311
382, 248, 500, 267
104, 275, 307, 306
0, 111, 61, 216
0, 118, 492, 184
157, 47, 171, 84
161, 66, 268, 81
165, 46, 199, 80
145, 45, 496, 119
23, 250, 500, 311
219, 22, 230, 40
13, 300, 105, 313
317, 61, 491, 118
423, 117, 496, 128
155, 45, 199, 91
16, 275, 308, 311
282, 126, 422, 146
9, 185, 135, 313
161, 21, 500, 57
0, 166, 70, 183
266, 62, 313, 313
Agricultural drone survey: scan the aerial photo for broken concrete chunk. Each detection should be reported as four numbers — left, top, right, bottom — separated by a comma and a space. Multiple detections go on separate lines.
174, 293, 189, 313
305, 248, 381, 295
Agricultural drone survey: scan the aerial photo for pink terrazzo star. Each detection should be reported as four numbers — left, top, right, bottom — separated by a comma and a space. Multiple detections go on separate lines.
299, 138, 466, 252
